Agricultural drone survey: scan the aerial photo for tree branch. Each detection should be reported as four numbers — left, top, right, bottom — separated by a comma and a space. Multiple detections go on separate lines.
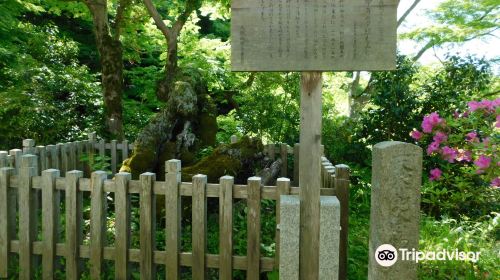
398, 0, 421, 28
143, 0, 170, 39
113, 0, 131, 40
412, 40, 435, 61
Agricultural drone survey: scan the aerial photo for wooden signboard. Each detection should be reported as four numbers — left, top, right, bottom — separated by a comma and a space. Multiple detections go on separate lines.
231, 0, 398, 71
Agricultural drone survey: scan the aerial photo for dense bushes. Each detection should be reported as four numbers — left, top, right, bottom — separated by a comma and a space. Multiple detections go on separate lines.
412, 99, 499, 218
0, 23, 103, 149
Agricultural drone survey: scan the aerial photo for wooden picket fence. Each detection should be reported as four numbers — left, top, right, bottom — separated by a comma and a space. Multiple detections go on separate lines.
0, 135, 312, 181
0, 153, 349, 279
0, 134, 133, 178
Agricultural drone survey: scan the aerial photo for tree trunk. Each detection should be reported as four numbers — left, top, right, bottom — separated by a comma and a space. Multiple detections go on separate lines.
157, 28, 180, 102
348, 71, 361, 117
85, 0, 125, 140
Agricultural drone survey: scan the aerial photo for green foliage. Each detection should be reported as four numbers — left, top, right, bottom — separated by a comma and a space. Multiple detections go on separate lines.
235, 72, 301, 143
323, 116, 369, 165
418, 213, 500, 279
215, 112, 242, 144
0, 21, 103, 149
80, 153, 112, 174
354, 55, 421, 146
402, 0, 500, 49
419, 56, 493, 114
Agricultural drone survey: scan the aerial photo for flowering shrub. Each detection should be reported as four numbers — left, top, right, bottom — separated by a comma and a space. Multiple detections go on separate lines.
411, 98, 499, 217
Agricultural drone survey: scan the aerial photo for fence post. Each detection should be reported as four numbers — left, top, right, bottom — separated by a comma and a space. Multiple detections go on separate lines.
88, 133, 97, 170
0, 151, 7, 168
19, 155, 38, 280
247, 177, 262, 280
69, 142, 76, 171
121, 139, 129, 164
115, 172, 131, 279
111, 140, 117, 175
22, 139, 36, 155
335, 164, 349, 280
280, 144, 288, 177
219, 176, 234, 280
98, 139, 105, 160
368, 141, 422, 280
41, 169, 60, 279
140, 172, 156, 278
165, 159, 182, 280
61, 143, 68, 174
192, 174, 207, 279
293, 143, 299, 185
66, 170, 83, 279
76, 141, 83, 170
90, 171, 108, 279
37, 146, 47, 174
0, 167, 14, 278
9, 149, 22, 173
55, 144, 63, 170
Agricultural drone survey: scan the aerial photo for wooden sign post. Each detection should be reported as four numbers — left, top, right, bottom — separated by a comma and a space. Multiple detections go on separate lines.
231, 0, 398, 279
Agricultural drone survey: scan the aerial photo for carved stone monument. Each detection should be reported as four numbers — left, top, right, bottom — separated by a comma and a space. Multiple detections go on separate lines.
368, 141, 422, 280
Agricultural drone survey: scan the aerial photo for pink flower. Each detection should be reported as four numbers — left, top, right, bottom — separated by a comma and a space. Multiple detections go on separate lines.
468, 101, 481, 112
441, 146, 458, 163
466, 132, 479, 143
468, 99, 498, 112
474, 155, 491, 170
496, 115, 500, 128
411, 130, 422, 140
429, 168, 442, 181
482, 137, 490, 148
491, 178, 500, 189
457, 150, 472, 162
421, 112, 444, 133
426, 141, 440, 155
433, 132, 448, 144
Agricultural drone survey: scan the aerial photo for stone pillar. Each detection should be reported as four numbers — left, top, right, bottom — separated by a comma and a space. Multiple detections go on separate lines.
368, 141, 422, 280
279, 195, 300, 280
319, 196, 341, 280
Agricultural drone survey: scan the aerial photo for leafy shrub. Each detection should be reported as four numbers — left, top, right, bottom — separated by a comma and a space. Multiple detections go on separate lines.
0, 23, 103, 149
411, 99, 499, 218
418, 213, 500, 279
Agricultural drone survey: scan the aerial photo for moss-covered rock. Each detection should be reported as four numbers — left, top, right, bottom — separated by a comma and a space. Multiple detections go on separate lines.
120, 146, 156, 179
181, 136, 265, 183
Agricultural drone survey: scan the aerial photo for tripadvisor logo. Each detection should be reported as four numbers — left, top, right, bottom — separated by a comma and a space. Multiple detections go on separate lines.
374, 244, 481, 267
374, 244, 398, 267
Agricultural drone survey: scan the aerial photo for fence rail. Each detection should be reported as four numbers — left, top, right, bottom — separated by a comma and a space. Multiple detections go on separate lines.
0, 154, 348, 279
0, 135, 320, 181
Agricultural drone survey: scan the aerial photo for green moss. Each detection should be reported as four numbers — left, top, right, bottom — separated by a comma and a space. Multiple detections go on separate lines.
180, 136, 264, 183
120, 146, 156, 179
198, 112, 218, 146
182, 154, 241, 183
229, 136, 263, 159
